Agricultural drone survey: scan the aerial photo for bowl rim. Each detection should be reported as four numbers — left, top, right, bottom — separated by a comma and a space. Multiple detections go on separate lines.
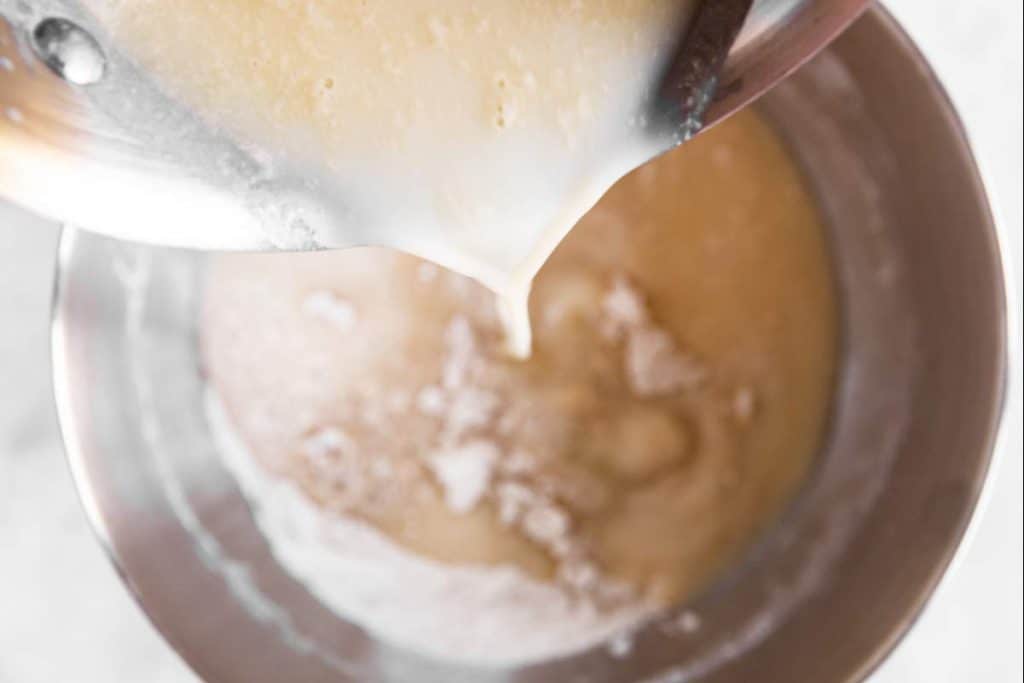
835, 5, 1013, 677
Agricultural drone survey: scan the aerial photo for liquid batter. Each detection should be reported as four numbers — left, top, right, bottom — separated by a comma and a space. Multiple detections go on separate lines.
201, 110, 838, 665
86, 0, 698, 354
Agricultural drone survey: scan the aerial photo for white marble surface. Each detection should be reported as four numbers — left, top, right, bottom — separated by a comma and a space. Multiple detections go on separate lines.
0, 1, 1020, 681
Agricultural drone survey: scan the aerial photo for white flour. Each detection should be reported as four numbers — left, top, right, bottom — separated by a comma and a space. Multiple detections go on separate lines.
427, 440, 499, 514
206, 391, 653, 667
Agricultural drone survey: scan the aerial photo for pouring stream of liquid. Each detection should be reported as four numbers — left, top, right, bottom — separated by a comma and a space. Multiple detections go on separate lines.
0, 0, 766, 356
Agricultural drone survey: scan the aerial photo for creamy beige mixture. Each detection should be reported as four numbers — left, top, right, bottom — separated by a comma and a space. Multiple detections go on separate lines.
86, 0, 696, 320
201, 110, 838, 662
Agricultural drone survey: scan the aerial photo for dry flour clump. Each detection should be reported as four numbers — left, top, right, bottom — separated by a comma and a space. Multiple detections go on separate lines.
428, 440, 500, 513
601, 276, 706, 396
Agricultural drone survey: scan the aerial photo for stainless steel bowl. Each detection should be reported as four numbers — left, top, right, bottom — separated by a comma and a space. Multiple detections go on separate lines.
51, 7, 1008, 683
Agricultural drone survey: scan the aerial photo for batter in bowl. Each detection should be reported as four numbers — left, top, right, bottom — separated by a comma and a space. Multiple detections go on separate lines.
201, 109, 838, 666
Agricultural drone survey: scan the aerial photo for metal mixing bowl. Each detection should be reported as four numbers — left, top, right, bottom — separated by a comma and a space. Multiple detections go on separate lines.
51, 7, 1009, 683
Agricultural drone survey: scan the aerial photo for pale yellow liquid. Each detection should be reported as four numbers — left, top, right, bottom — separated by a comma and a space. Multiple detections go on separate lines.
86, 0, 698, 354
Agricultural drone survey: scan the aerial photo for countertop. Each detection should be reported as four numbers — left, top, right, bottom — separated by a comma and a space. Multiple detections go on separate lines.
0, 1, 1020, 681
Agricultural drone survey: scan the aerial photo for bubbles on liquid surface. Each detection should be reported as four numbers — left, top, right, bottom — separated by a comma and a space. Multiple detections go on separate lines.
32, 17, 106, 85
